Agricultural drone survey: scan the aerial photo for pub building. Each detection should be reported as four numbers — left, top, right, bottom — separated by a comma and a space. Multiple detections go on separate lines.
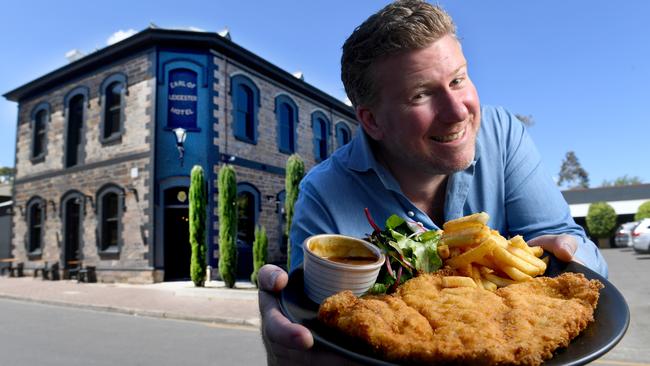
4, 27, 357, 283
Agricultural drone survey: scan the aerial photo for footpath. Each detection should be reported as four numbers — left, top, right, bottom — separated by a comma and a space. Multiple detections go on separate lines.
0, 276, 261, 328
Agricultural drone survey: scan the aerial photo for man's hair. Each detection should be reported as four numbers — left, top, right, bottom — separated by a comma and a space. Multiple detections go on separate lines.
341, 0, 456, 108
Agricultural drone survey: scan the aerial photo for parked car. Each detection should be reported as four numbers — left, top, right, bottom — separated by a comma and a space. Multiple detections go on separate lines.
632, 218, 650, 253
614, 221, 639, 248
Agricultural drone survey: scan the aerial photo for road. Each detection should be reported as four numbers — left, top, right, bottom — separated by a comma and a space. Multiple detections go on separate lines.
0, 299, 266, 366
592, 247, 650, 365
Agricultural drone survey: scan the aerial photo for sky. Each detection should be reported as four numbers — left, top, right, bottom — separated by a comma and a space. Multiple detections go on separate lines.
1, 0, 648, 188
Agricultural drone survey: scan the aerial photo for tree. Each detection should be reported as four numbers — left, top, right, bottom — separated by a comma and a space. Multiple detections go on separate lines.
557, 151, 589, 189
250, 225, 268, 287
285, 154, 305, 271
189, 165, 207, 287
586, 202, 617, 239
601, 175, 643, 187
218, 165, 238, 288
0, 166, 15, 183
514, 114, 534, 127
636, 201, 650, 221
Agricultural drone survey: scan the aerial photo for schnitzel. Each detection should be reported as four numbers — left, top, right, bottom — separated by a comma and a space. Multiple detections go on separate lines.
318, 272, 602, 365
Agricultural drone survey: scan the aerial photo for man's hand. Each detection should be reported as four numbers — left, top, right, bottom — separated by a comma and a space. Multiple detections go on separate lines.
258, 264, 313, 364
528, 234, 581, 263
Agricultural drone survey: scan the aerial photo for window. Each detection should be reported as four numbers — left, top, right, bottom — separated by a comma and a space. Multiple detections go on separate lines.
335, 122, 352, 148
30, 103, 50, 162
230, 74, 260, 144
236, 183, 260, 245
311, 111, 330, 162
64, 87, 89, 168
100, 73, 127, 143
97, 185, 124, 253
275, 95, 298, 154
26, 197, 45, 256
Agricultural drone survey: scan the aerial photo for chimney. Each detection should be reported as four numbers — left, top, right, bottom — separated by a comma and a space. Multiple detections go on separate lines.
65, 49, 85, 63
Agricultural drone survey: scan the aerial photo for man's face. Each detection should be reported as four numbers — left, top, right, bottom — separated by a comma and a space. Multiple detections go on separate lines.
360, 34, 481, 175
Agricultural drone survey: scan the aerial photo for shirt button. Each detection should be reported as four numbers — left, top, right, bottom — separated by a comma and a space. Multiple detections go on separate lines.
407, 211, 415, 217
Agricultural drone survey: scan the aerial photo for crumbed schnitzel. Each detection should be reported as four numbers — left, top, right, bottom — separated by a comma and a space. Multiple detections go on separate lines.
318, 272, 602, 365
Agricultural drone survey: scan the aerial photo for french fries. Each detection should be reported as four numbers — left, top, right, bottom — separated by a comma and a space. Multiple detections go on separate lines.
437, 212, 548, 291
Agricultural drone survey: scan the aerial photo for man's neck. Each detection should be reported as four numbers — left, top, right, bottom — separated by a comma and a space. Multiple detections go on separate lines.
375, 148, 448, 225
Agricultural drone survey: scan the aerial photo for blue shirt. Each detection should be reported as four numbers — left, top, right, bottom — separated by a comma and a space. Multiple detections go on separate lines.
290, 105, 608, 277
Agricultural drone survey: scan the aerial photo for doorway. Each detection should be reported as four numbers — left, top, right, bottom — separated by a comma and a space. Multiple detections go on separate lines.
62, 196, 83, 268
163, 187, 190, 281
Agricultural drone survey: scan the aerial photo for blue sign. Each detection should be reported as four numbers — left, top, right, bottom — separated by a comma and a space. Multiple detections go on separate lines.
167, 69, 198, 129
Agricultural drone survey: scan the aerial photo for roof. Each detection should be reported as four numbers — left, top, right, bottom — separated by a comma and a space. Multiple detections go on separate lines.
3, 28, 356, 120
562, 184, 650, 204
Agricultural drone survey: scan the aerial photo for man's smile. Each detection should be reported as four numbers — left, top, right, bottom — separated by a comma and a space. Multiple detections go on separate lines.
431, 128, 466, 143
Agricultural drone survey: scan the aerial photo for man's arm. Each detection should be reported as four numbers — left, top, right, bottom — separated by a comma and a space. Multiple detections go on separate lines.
494, 107, 608, 277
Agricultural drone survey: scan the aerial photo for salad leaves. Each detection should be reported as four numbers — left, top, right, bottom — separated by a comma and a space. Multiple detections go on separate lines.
365, 208, 443, 294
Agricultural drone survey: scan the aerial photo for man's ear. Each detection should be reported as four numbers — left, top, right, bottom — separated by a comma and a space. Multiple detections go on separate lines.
356, 105, 383, 140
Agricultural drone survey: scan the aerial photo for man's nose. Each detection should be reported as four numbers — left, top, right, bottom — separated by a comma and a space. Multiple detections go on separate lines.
436, 90, 468, 124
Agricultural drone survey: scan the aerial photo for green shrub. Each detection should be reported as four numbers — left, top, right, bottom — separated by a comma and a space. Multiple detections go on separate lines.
586, 202, 617, 238
285, 154, 305, 271
251, 225, 268, 287
218, 165, 238, 288
189, 165, 207, 287
635, 201, 650, 221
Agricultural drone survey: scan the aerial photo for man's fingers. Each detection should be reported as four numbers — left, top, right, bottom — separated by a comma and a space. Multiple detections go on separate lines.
259, 264, 289, 292
260, 290, 314, 349
528, 234, 577, 262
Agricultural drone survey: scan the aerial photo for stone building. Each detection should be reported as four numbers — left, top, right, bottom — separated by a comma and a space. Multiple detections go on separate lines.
3, 28, 357, 283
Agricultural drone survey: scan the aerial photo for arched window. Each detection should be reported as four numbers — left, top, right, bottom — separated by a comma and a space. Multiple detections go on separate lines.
230, 74, 260, 144
275, 95, 298, 154
30, 103, 50, 162
335, 122, 352, 148
64, 87, 89, 168
100, 73, 127, 143
96, 184, 124, 253
236, 183, 261, 245
311, 111, 330, 162
26, 197, 45, 256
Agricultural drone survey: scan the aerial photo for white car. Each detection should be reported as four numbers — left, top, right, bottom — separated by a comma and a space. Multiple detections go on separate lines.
632, 218, 650, 253
615, 221, 639, 247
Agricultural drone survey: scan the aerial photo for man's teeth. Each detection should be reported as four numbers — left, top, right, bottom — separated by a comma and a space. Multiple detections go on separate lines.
432, 129, 465, 142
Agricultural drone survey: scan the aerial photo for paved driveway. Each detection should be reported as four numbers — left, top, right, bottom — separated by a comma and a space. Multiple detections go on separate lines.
592, 248, 650, 365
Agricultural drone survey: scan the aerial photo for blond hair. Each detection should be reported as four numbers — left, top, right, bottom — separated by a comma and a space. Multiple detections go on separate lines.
341, 0, 456, 107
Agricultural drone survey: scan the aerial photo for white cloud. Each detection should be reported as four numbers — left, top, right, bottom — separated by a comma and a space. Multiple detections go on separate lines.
343, 97, 352, 107
106, 29, 137, 46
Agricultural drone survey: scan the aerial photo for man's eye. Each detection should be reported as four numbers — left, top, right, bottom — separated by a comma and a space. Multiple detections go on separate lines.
450, 78, 464, 88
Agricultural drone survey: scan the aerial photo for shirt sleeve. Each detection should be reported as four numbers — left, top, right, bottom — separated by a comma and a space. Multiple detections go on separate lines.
497, 108, 609, 277
288, 179, 338, 272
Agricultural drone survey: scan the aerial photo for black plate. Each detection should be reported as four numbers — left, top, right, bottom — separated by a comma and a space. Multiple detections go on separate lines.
280, 259, 630, 365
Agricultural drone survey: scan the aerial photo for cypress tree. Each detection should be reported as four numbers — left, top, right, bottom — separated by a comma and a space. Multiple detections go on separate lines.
285, 154, 305, 271
189, 165, 207, 287
218, 165, 238, 288
251, 225, 268, 287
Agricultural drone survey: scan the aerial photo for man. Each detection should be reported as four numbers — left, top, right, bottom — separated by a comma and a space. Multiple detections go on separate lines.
258, 1, 608, 364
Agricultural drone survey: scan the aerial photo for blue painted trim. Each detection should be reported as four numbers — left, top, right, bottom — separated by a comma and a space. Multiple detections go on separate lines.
25, 196, 45, 257
274, 94, 299, 154
95, 183, 126, 256
311, 111, 331, 162
335, 121, 352, 148
63, 87, 90, 168
29, 102, 51, 163
99, 73, 128, 144
230, 74, 260, 144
